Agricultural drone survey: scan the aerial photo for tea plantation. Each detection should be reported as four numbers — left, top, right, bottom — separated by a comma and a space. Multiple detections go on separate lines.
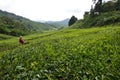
0, 26, 120, 80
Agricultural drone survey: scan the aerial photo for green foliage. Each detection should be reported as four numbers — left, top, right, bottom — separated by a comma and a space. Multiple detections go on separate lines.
92, 0, 120, 13
0, 34, 14, 40
69, 20, 84, 29
0, 10, 57, 36
0, 26, 120, 79
94, 0, 103, 12
68, 16, 78, 26
115, 0, 120, 11
92, 0, 118, 13
71, 11, 120, 28
69, 0, 120, 29
89, 11, 120, 26
102, 1, 116, 12
0, 16, 30, 36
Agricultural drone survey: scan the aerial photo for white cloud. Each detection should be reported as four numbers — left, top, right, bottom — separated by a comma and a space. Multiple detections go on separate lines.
0, 0, 93, 21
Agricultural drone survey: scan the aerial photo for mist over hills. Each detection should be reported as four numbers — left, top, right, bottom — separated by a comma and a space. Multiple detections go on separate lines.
43, 18, 70, 28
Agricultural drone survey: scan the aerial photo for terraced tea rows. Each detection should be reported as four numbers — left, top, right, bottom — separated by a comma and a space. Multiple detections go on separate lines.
0, 26, 120, 80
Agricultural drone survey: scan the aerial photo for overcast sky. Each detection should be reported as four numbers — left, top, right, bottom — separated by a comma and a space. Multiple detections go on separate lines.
0, 0, 103, 21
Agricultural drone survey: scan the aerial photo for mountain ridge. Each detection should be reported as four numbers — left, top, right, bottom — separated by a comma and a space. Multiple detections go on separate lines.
44, 18, 69, 28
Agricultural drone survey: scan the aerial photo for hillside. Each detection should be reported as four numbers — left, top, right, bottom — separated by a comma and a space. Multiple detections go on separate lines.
69, 0, 120, 29
70, 11, 120, 29
0, 10, 57, 36
0, 26, 120, 79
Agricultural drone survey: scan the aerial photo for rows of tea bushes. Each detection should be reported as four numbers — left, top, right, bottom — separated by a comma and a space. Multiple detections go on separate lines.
0, 26, 120, 80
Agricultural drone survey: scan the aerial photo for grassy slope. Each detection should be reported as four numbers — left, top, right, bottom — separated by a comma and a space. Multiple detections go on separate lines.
0, 34, 14, 40
0, 26, 120, 79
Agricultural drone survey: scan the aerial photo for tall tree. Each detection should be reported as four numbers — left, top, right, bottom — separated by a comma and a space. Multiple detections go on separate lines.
68, 16, 78, 26
94, 0, 103, 12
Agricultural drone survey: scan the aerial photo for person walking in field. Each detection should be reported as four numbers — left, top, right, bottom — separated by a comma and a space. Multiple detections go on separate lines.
19, 36, 25, 44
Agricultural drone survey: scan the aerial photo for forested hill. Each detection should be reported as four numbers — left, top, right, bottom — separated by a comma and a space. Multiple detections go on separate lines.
0, 10, 57, 36
69, 0, 120, 28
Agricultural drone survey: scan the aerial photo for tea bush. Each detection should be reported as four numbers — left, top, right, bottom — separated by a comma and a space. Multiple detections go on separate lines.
0, 26, 120, 80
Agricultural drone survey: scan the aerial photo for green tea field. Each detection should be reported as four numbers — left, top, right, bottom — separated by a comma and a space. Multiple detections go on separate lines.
0, 26, 120, 80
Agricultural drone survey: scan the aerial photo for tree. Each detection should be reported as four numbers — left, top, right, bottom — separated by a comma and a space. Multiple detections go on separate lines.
102, 1, 116, 12
92, 0, 97, 4
90, 0, 103, 17
115, 0, 120, 11
94, 0, 103, 12
68, 16, 78, 26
